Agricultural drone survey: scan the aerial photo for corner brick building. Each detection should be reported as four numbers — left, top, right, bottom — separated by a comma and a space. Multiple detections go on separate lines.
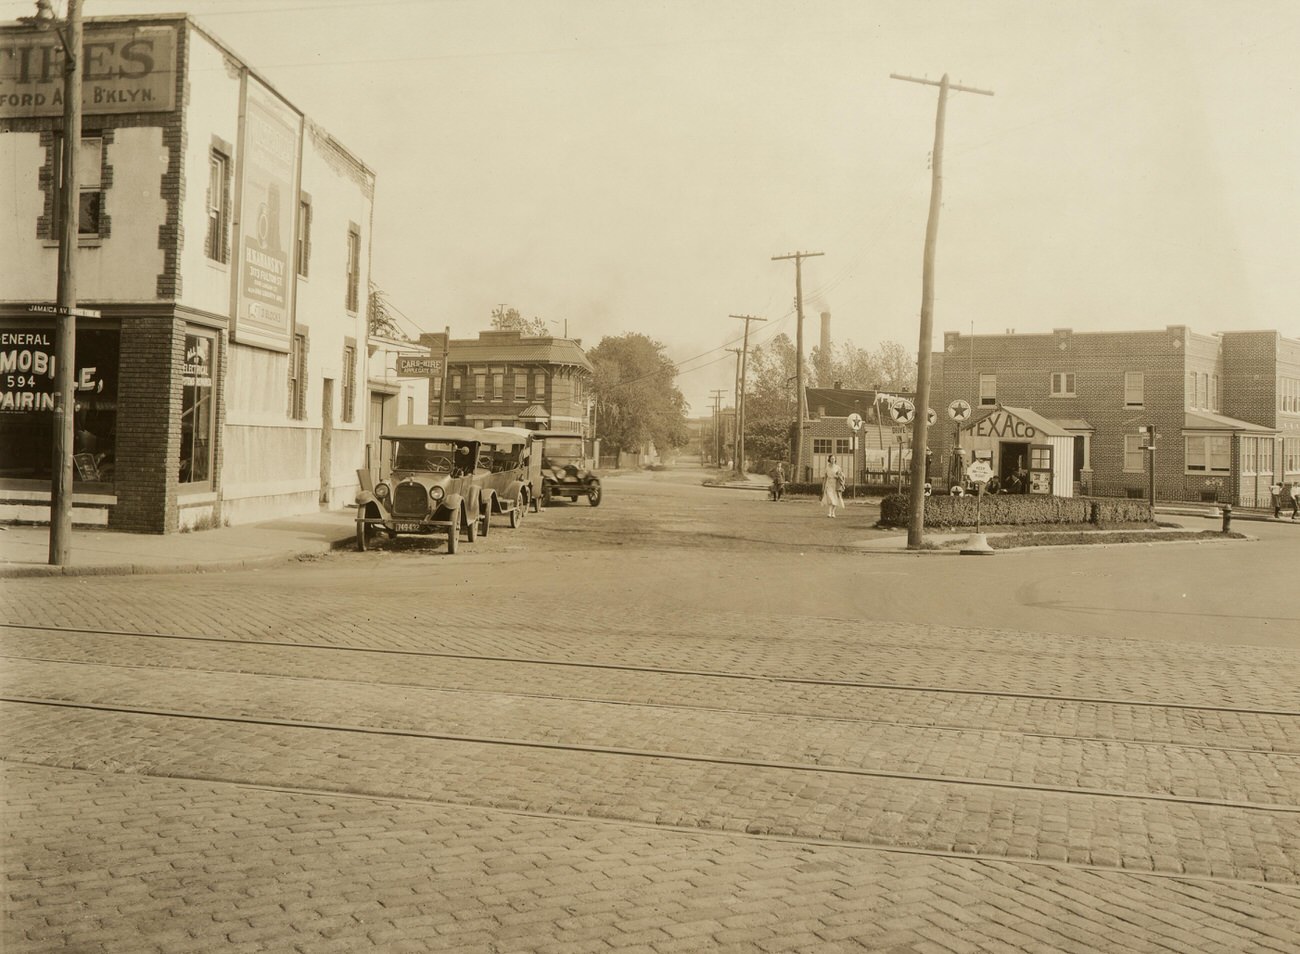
2, 14, 375, 532
929, 326, 1300, 506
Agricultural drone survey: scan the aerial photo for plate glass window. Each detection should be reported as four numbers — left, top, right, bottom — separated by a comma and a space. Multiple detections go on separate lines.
180, 333, 216, 486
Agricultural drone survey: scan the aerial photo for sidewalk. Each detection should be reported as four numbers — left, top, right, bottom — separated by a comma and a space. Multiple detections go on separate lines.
0, 509, 357, 578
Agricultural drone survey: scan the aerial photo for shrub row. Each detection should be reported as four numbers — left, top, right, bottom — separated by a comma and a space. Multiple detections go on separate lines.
877, 493, 1153, 528
783, 482, 898, 498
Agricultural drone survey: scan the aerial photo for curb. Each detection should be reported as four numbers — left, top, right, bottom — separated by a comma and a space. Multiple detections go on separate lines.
0, 538, 352, 579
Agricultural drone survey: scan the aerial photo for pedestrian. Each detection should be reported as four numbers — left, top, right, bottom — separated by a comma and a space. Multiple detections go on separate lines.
1284, 482, 1299, 521
1270, 481, 1284, 518
821, 455, 845, 517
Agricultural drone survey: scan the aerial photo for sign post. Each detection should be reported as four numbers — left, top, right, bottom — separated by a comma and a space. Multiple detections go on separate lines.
960, 459, 996, 555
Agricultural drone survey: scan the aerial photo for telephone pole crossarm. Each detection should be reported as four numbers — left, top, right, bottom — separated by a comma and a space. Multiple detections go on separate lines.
889, 73, 994, 97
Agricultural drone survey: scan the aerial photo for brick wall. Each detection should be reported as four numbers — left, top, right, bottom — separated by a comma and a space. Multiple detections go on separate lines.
109, 316, 184, 532
1221, 331, 1278, 428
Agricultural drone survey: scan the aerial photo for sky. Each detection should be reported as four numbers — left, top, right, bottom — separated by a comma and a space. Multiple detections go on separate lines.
5, 0, 1298, 414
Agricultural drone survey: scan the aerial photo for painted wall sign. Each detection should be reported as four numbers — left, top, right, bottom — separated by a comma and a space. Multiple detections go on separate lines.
0, 328, 108, 412
396, 355, 442, 377
0, 25, 178, 118
232, 78, 302, 352
970, 411, 1037, 440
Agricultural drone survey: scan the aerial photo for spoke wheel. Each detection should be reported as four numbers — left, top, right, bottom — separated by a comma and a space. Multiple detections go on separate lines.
510, 492, 525, 528
466, 506, 479, 542
447, 510, 460, 554
355, 519, 371, 552
588, 482, 602, 507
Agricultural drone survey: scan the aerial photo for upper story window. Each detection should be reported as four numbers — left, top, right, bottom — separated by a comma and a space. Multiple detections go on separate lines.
515, 373, 527, 401
979, 373, 997, 407
55, 134, 105, 239
206, 148, 230, 263
492, 372, 504, 401
341, 342, 356, 423
450, 373, 462, 400
296, 197, 312, 277
534, 371, 546, 401
1211, 373, 1220, 412
288, 332, 308, 420
474, 373, 486, 401
1124, 372, 1144, 408
345, 224, 361, 312
1050, 372, 1075, 397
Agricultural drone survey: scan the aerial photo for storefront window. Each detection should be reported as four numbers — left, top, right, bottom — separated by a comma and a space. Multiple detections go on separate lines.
180, 333, 215, 486
0, 325, 118, 485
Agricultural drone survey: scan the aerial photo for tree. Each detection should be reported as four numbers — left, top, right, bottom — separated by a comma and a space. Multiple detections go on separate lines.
490, 305, 549, 336
367, 282, 404, 339
588, 333, 690, 455
742, 333, 800, 463
811, 339, 917, 392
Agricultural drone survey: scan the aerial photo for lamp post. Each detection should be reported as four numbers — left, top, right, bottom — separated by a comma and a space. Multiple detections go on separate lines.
23, 0, 84, 566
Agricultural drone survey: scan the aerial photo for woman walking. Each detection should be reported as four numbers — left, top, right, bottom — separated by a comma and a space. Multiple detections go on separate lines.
821, 455, 845, 517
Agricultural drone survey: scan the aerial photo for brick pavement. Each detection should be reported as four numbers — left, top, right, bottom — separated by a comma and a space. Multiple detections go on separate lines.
5, 763, 1299, 954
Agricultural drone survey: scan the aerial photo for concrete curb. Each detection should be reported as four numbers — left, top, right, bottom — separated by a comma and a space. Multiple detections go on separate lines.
0, 537, 353, 579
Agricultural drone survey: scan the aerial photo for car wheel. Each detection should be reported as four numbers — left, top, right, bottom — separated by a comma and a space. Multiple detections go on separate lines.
588, 482, 602, 507
509, 493, 525, 528
479, 504, 491, 538
356, 519, 371, 552
541, 484, 553, 507
466, 506, 479, 542
447, 509, 460, 554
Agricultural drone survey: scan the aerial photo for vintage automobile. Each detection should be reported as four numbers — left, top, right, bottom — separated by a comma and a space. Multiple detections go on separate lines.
354, 424, 493, 554
535, 429, 602, 506
483, 426, 544, 516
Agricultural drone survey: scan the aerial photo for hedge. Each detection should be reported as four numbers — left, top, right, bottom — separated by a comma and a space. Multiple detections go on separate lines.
877, 493, 1153, 528
782, 481, 898, 498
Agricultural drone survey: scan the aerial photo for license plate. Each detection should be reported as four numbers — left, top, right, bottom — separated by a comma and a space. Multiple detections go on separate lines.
395, 522, 423, 532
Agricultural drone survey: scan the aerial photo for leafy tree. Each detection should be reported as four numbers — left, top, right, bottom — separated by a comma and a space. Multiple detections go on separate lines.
367, 283, 404, 339
490, 305, 549, 336
588, 333, 690, 455
742, 333, 800, 462
810, 339, 917, 392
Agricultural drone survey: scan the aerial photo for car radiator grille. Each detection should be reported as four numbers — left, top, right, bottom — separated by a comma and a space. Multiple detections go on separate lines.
393, 483, 429, 517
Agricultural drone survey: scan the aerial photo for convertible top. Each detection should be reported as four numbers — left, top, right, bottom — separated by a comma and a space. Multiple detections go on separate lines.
381, 424, 485, 442
483, 426, 535, 445
532, 430, 584, 440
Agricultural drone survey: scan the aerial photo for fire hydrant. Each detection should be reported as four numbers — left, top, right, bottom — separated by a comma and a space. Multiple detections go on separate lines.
1221, 504, 1232, 533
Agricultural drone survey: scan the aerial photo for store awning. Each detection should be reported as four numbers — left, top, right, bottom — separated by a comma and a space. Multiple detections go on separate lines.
519, 404, 550, 421
1184, 410, 1274, 433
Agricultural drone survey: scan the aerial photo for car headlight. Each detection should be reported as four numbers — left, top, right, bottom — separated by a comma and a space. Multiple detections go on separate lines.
429, 485, 445, 502
375, 482, 390, 500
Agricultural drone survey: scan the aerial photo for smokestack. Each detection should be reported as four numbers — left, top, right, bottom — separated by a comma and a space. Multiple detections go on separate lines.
820, 311, 831, 357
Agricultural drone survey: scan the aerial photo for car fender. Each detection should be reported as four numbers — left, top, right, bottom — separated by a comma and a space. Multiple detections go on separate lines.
357, 499, 385, 522
440, 491, 465, 517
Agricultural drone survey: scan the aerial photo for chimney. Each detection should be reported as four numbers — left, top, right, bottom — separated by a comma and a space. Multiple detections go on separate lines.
820, 311, 831, 357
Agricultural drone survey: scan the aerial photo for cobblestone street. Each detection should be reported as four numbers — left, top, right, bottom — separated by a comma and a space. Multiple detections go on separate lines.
4, 468, 1299, 952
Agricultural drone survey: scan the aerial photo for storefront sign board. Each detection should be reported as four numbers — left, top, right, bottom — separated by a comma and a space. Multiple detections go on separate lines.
0, 24, 177, 118
396, 355, 442, 377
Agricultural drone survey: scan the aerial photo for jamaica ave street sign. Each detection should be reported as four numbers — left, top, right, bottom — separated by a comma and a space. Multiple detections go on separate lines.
28, 304, 102, 319
396, 355, 442, 377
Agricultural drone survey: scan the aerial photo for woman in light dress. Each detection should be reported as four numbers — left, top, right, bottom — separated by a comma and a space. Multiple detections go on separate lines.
820, 455, 845, 517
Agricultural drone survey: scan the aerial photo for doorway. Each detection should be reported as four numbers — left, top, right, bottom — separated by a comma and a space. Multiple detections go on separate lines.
1000, 441, 1029, 491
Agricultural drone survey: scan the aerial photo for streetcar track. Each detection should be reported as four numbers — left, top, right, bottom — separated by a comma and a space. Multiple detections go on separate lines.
5, 652, 1297, 757
4, 622, 1298, 718
5, 696, 1298, 814
7, 757, 1293, 889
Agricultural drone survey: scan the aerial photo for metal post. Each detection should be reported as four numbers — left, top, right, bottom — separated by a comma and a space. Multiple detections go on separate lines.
49, 0, 84, 567
437, 325, 449, 425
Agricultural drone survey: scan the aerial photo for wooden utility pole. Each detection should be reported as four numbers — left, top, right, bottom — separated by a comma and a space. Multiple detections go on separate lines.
890, 73, 992, 549
730, 314, 766, 478
709, 389, 725, 466
46, 0, 84, 566
725, 348, 745, 471
436, 325, 450, 425
771, 251, 822, 481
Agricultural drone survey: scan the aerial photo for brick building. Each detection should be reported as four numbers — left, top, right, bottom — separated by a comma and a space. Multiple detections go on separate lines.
1, 13, 375, 531
418, 330, 593, 436
929, 326, 1300, 506
797, 386, 916, 485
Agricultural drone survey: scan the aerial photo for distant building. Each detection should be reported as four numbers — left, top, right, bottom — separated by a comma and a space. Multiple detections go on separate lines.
797, 385, 917, 485
930, 326, 1300, 505
419, 330, 593, 435
364, 334, 430, 469
1, 13, 376, 531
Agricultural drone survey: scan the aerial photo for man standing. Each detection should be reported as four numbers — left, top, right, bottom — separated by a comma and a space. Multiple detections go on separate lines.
1283, 482, 1299, 521
1270, 481, 1284, 518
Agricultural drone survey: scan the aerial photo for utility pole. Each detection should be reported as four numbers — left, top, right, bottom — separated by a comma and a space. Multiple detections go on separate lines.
771, 251, 823, 482
725, 348, 745, 470
37, 0, 84, 566
709, 390, 726, 467
890, 72, 992, 549
730, 314, 766, 479
436, 325, 450, 425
